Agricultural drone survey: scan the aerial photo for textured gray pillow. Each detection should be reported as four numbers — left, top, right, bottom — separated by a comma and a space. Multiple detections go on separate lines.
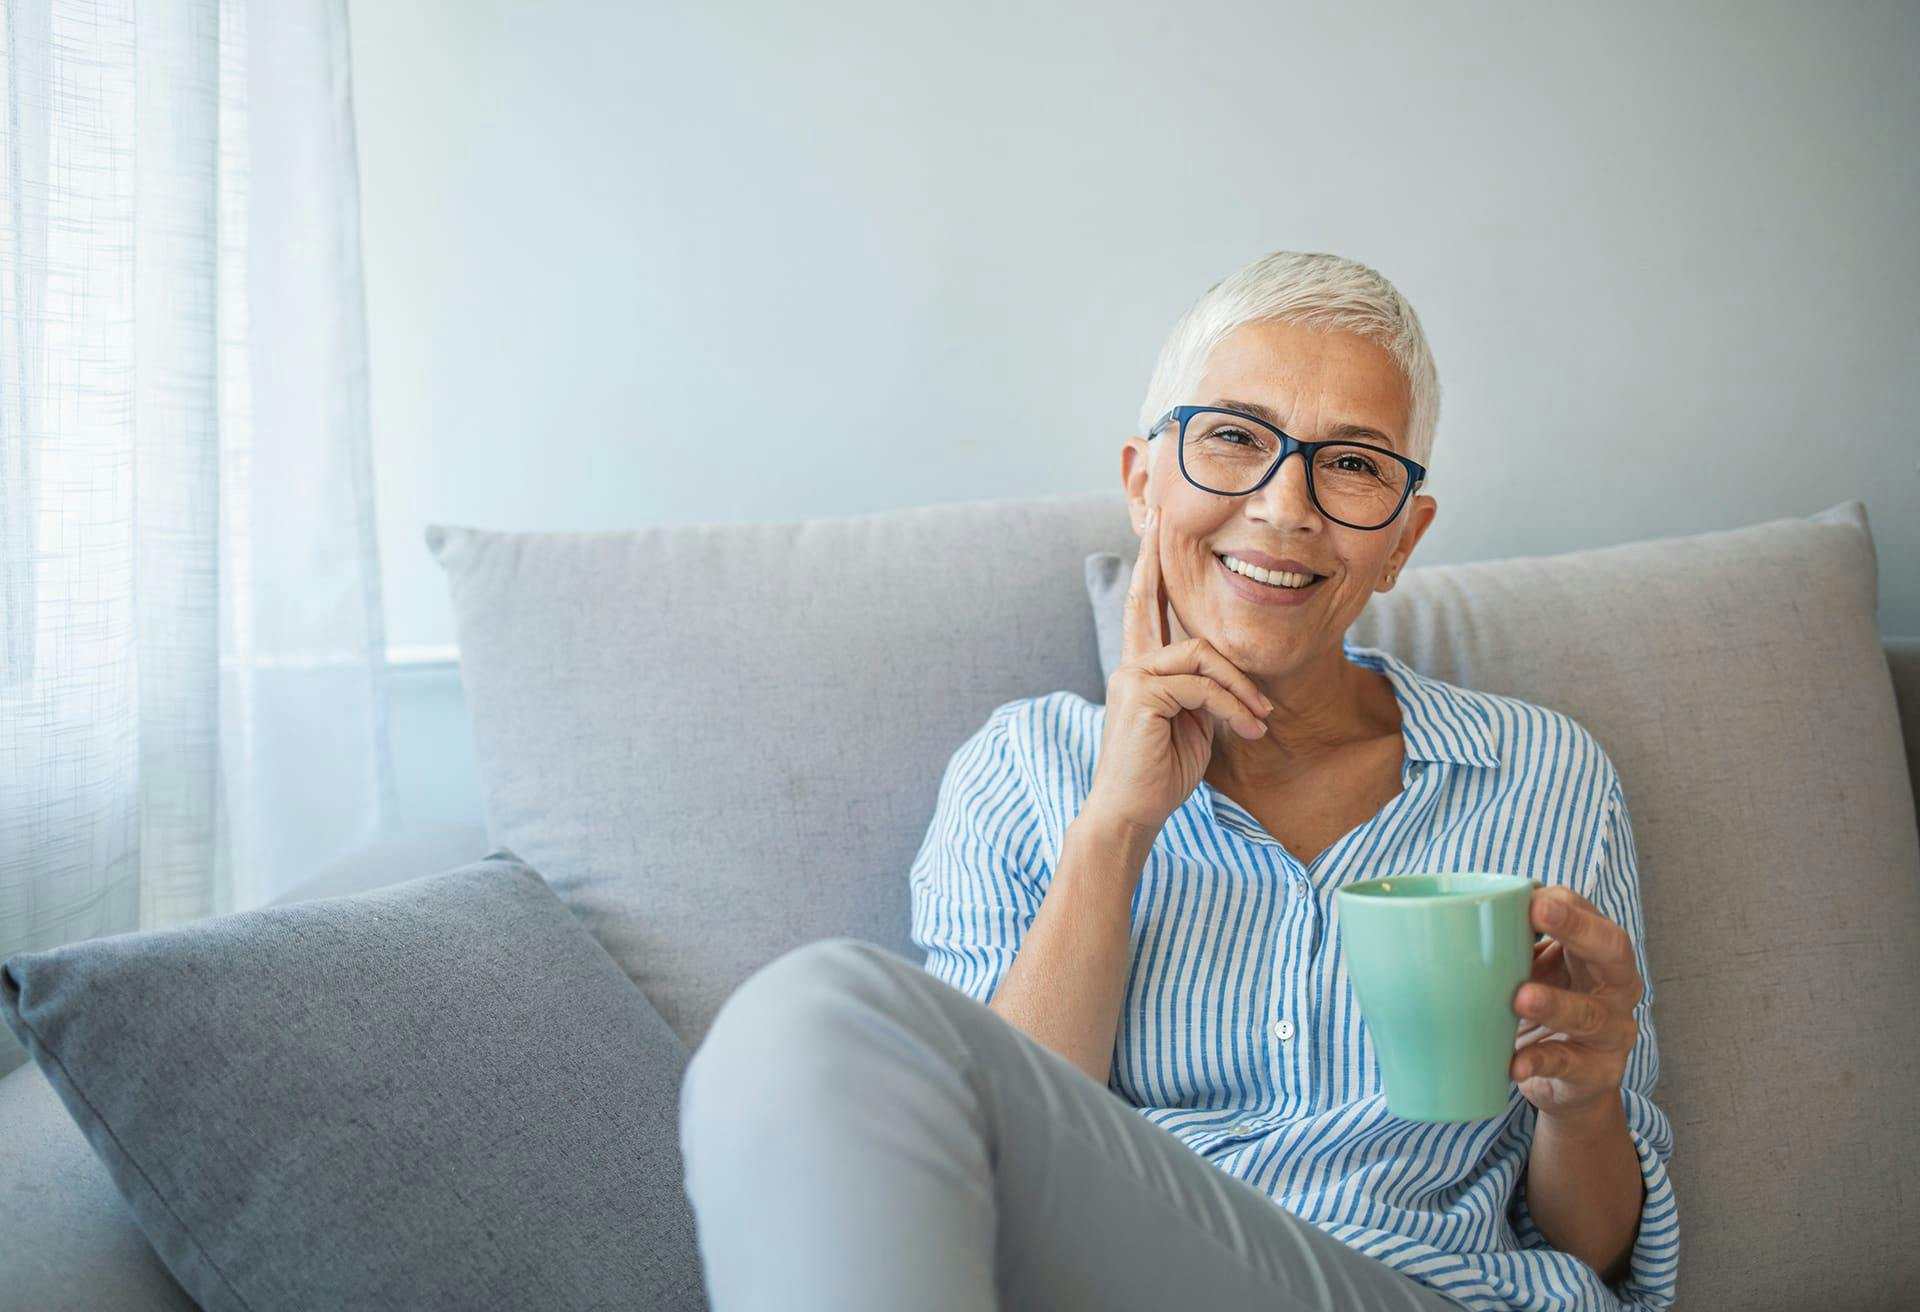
425, 502, 1132, 1053
0, 850, 706, 1312
1086, 499, 1920, 1306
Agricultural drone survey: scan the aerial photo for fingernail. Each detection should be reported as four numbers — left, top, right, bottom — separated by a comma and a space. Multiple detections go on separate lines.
1542, 899, 1564, 926
1146, 506, 1157, 526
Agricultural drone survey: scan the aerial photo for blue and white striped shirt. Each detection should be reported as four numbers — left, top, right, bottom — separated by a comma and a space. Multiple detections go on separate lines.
908, 638, 1679, 1311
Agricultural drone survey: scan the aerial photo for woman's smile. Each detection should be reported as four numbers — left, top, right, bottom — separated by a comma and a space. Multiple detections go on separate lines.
1213, 550, 1329, 608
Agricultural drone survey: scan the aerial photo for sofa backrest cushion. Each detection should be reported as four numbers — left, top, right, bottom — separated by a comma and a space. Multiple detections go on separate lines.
427, 494, 1131, 1048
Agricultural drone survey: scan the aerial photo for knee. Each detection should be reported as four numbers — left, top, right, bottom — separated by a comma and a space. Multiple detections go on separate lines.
720, 936, 909, 1034
679, 938, 912, 1123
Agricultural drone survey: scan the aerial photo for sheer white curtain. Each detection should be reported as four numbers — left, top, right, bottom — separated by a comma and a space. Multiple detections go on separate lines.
0, 0, 395, 1078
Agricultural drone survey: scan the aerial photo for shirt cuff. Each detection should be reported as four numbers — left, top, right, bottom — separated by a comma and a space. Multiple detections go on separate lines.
1506, 1090, 1680, 1310
1610, 1089, 1680, 1310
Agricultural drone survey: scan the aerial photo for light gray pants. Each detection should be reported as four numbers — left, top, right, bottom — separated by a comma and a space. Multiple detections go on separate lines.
677, 936, 1470, 1312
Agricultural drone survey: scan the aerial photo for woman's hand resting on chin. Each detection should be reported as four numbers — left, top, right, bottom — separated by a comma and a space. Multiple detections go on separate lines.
1079, 504, 1275, 841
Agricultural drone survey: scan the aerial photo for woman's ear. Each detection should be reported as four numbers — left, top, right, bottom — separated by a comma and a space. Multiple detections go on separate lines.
1121, 436, 1153, 531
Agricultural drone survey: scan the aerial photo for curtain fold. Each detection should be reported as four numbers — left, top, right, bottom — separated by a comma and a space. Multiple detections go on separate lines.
0, 0, 394, 1081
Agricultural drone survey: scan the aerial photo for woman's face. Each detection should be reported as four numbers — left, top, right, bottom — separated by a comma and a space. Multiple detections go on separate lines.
1120, 319, 1438, 678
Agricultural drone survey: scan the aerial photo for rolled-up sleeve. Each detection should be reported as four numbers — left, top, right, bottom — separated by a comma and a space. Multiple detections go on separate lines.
1510, 775, 1680, 1310
907, 698, 1052, 1006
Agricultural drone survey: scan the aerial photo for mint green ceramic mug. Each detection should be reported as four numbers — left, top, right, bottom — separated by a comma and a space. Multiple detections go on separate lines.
1334, 873, 1543, 1123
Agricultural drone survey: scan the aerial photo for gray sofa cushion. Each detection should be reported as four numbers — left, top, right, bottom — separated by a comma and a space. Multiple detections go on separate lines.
426, 500, 1133, 1050
0, 851, 706, 1312
1087, 499, 1920, 1307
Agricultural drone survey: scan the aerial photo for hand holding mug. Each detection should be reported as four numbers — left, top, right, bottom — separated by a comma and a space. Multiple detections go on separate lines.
1510, 886, 1645, 1127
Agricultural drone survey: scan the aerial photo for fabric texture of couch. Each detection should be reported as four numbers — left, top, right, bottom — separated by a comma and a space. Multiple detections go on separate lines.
1, 488, 1916, 1310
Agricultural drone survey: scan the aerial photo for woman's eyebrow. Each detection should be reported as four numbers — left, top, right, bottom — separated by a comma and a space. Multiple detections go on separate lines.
1211, 397, 1401, 450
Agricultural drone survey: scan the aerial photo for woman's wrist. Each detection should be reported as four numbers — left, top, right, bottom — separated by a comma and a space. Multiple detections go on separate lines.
1065, 808, 1160, 888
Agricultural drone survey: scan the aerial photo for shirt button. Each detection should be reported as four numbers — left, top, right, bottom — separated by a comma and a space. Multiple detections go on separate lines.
1272, 1018, 1294, 1041
1231, 1121, 1254, 1135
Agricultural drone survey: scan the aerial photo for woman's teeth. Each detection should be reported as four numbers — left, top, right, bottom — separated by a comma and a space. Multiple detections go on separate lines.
1219, 553, 1318, 589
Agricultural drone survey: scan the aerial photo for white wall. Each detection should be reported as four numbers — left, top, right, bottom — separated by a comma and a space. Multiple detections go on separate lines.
349, 0, 1919, 652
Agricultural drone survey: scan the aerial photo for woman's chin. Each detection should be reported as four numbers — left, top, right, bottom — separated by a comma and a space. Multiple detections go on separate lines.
1196, 621, 1304, 664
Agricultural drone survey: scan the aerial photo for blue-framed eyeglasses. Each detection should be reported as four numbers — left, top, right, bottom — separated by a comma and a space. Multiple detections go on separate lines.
1146, 405, 1426, 532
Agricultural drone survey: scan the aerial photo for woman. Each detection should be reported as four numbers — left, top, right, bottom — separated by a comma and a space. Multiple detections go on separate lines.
677, 251, 1678, 1311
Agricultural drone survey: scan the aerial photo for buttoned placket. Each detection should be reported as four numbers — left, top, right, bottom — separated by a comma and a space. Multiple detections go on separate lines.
1203, 792, 1308, 1137
1207, 754, 1441, 1138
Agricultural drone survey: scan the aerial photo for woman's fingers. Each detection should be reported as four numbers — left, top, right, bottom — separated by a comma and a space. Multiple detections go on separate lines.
1120, 507, 1168, 666
1116, 507, 1269, 729
1152, 673, 1269, 738
1531, 938, 1570, 989
1138, 636, 1272, 725
1514, 940, 1571, 1044
1515, 941, 1568, 1044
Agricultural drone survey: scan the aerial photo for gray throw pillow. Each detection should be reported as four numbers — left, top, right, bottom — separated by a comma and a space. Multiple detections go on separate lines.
0, 850, 707, 1312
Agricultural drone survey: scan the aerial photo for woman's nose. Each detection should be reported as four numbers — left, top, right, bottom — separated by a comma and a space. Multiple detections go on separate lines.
1249, 451, 1321, 521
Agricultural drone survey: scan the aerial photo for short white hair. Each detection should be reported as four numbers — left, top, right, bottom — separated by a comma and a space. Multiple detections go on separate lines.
1138, 250, 1441, 483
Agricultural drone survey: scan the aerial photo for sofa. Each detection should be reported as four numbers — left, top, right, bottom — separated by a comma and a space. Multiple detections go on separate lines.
3, 487, 1917, 1309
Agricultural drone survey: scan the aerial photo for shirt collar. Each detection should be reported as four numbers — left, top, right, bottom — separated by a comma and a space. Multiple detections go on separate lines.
1185, 639, 1499, 840
1192, 635, 1498, 784
1340, 638, 1502, 769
